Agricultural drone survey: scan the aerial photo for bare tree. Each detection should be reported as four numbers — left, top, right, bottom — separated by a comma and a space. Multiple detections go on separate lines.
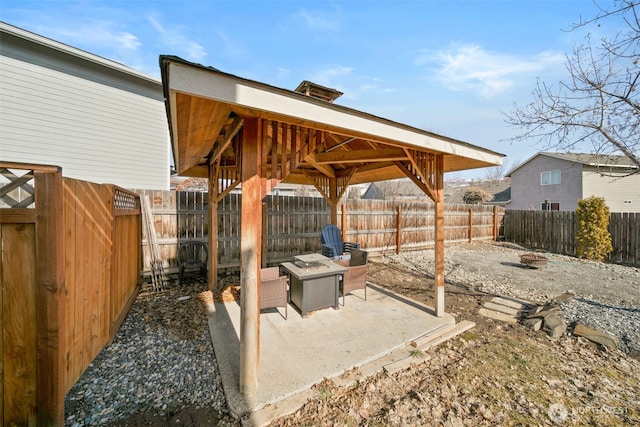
505, 1, 640, 172
483, 162, 509, 182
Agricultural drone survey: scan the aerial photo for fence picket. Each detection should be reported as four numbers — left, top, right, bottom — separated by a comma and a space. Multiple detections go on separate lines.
133, 190, 506, 273
504, 209, 639, 265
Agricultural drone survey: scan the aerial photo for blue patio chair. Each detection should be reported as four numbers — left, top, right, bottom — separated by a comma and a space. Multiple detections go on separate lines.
321, 224, 360, 258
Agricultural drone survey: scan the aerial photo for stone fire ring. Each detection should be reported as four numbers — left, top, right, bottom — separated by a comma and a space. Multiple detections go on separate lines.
520, 253, 548, 268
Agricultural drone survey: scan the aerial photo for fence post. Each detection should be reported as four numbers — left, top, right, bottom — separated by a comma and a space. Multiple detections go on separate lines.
396, 206, 402, 254
493, 206, 498, 240
34, 168, 65, 425
468, 208, 473, 243
341, 203, 347, 242
261, 202, 267, 268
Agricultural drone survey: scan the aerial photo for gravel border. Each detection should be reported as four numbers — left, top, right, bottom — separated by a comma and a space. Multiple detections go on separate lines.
64, 282, 235, 426
384, 242, 640, 356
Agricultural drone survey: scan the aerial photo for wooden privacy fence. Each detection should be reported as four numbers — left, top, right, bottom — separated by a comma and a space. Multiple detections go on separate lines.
0, 162, 141, 426
503, 210, 640, 266
135, 190, 504, 274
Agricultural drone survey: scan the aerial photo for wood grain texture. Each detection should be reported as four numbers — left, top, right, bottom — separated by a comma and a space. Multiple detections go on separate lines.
34, 169, 66, 425
1, 223, 37, 426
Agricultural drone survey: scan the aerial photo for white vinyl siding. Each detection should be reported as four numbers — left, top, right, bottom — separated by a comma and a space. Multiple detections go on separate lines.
582, 168, 640, 213
0, 54, 169, 189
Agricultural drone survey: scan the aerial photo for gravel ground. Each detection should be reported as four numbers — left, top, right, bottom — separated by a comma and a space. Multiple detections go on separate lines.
64, 280, 237, 426
382, 242, 640, 356
63, 241, 640, 425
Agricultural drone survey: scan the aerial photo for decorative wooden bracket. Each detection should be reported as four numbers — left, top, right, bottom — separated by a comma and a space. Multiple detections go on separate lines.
304, 168, 356, 204
210, 114, 243, 167
395, 149, 437, 202
209, 139, 241, 203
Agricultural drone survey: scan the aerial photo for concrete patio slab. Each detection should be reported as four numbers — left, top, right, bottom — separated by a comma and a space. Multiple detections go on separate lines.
206, 283, 456, 425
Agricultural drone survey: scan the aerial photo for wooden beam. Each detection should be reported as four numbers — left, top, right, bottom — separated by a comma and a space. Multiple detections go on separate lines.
394, 161, 437, 202
316, 148, 407, 164
0, 208, 36, 223
304, 152, 336, 178
329, 178, 338, 225
302, 171, 331, 201
239, 117, 263, 396
209, 115, 243, 166
434, 154, 445, 317
335, 168, 356, 201
208, 160, 219, 292
396, 206, 402, 254
34, 169, 66, 425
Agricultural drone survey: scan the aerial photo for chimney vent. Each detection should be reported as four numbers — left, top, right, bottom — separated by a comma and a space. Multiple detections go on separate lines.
295, 80, 343, 103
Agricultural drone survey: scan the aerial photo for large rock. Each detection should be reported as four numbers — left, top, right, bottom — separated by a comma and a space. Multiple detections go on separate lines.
573, 323, 619, 351
553, 292, 575, 303
527, 303, 560, 319
522, 318, 543, 331
542, 314, 567, 339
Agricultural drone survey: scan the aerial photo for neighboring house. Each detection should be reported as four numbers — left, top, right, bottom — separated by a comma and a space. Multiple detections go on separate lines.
507, 152, 639, 212
362, 178, 428, 200
445, 179, 511, 207
364, 178, 511, 206
0, 22, 170, 190
171, 176, 325, 197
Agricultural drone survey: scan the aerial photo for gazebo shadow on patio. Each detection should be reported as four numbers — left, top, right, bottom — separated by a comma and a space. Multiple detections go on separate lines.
206, 283, 472, 425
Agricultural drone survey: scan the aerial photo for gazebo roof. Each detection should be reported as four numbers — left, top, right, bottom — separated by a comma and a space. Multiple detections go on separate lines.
159, 56, 503, 184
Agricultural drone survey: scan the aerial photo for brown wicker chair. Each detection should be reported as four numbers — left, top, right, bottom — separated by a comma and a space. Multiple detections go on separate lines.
334, 249, 368, 305
260, 267, 289, 319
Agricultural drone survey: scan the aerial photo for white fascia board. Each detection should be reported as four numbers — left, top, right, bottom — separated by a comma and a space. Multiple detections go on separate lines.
168, 62, 503, 167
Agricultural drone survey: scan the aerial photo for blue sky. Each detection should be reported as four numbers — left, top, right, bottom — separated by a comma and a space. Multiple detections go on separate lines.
1, 0, 619, 179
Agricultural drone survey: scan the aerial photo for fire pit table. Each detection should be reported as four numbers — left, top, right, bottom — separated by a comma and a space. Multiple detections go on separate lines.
281, 254, 348, 316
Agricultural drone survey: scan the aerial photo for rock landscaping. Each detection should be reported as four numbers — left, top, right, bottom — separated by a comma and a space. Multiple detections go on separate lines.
64, 241, 639, 426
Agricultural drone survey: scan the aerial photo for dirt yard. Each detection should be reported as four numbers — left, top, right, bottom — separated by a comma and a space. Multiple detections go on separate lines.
270, 242, 640, 426
104, 241, 639, 426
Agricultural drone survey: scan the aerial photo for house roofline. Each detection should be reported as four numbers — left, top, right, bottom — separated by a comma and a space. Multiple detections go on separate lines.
506, 151, 638, 177
1, 21, 160, 85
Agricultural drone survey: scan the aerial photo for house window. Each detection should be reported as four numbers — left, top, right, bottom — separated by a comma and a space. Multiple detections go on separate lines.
541, 201, 560, 211
541, 170, 561, 185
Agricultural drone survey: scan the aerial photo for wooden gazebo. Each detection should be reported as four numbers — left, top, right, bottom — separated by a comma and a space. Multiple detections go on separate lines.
159, 56, 503, 396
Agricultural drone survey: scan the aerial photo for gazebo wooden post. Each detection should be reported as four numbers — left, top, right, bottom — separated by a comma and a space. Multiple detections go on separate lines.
434, 154, 445, 316
341, 203, 347, 241
207, 160, 219, 292
239, 118, 263, 396
329, 177, 338, 225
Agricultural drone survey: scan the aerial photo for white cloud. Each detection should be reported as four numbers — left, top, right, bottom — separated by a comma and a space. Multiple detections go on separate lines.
418, 43, 564, 98
213, 29, 246, 58
304, 66, 395, 100
309, 65, 353, 86
295, 8, 340, 31
147, 14, 206, 61
277, 67, 291, 80
50, 21, 141, 51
